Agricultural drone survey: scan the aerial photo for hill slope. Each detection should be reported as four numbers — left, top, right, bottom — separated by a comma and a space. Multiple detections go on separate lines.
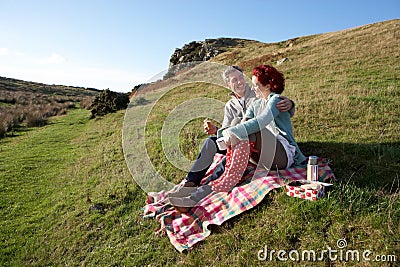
0, 76, 101, 137
140, 19, 399, 186
1, 19, 399, 266
0, 76, 100, 96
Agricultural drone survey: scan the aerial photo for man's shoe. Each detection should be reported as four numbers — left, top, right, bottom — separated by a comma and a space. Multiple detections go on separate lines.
167, 186, 198, 198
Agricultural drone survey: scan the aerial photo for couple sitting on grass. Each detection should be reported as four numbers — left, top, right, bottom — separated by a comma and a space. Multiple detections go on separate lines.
164, 64, 307, 213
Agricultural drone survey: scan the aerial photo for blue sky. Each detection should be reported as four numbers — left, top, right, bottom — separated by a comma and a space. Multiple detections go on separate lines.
0, 0, 398, 92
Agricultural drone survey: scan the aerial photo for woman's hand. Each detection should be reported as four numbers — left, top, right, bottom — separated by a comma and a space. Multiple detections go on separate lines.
222, 129, 240, 147
276, 96, 293, 112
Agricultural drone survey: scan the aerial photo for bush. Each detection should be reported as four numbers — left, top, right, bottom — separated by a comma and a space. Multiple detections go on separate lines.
3, 115, 16, 133
90, 89, 129, 118
25, 111, 47, 127
80, 97, 94, 109
64, 101, 76, 109
0, 114, 6, 138
0, 125, 5, 138
0, 110, 20, 137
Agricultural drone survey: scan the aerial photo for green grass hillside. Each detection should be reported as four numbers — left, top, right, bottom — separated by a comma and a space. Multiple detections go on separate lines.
0, 76, 100, 137
1, 19, 399, 266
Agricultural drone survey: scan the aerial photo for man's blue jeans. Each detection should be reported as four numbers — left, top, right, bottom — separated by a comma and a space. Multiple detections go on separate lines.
185, 136, 226, 185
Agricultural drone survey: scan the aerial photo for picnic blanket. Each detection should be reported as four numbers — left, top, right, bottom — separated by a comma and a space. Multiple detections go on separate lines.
143, 154, 336, 252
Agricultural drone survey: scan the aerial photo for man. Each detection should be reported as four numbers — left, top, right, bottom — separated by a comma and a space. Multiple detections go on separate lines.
182, 65, 294, 188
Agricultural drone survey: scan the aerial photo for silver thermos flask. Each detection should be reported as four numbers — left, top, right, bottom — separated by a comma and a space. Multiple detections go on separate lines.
307, 156, 318, 182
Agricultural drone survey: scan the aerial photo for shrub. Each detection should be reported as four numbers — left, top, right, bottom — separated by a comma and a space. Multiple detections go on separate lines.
63, 101, 76, 109
0, 124, 5, 138
3, 114, 15, 133
90, 89, 129, 118
25, 111, 47, 127
80, 97, 94, 109
0, 113, 6, 138
0, 110, 20, 137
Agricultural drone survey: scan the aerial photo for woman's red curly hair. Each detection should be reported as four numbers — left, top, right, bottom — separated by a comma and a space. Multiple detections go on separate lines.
252, 65, 285, 94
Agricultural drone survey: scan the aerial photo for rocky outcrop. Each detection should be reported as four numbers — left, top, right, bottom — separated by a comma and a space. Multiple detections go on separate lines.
165, 38, 248, 78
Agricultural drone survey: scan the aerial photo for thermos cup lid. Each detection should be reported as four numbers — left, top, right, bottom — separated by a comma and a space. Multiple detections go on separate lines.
308, 156, 318, 165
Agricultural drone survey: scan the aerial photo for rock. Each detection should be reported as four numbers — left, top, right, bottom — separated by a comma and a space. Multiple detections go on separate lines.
165, 38, 248, 78
277, 58, 289, 65
89, 203, 106, 214
286, 38, 298, 47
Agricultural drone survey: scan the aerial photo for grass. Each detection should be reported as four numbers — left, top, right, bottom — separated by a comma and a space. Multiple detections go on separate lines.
1, 19, 400, 266
1, 108, 228, 266
137, 81, 399, 265
143, 83, 230, 184
1, 102, 399, 266
0, 74, 98, 138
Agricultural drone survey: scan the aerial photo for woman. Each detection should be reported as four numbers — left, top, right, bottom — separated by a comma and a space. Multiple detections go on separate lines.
168, 65, 306, 211
225, 65, 306, 168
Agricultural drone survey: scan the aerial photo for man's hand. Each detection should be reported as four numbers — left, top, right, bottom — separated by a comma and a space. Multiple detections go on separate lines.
203, 119, 217, 135
276, 96, 293, 112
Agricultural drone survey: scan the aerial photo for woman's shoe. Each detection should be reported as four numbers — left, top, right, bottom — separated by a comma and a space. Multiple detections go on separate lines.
168, 196, 197, 207
168, 196, 197, 213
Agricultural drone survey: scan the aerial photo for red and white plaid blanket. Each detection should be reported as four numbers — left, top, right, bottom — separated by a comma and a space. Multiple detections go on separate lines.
143, 154, 336, 252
